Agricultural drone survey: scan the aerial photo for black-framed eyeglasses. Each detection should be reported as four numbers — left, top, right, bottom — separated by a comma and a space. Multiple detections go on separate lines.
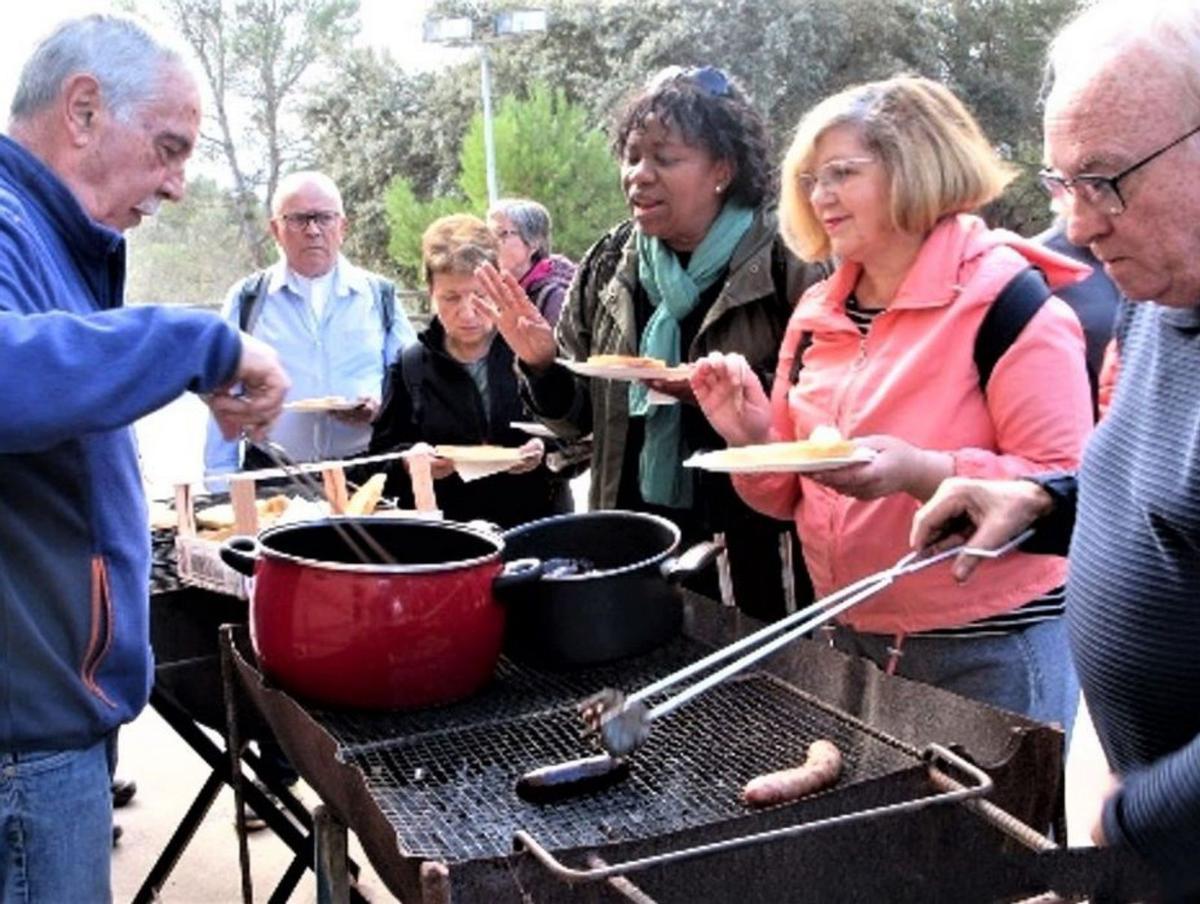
1039, 122, 1200, 216
277, 210, 341, 233
647, 65, 732, 98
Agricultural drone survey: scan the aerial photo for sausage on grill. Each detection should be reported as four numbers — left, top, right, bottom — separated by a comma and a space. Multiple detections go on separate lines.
741, 739, 843, 807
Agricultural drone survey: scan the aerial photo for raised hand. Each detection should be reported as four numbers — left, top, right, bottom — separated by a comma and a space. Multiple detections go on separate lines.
690, 352, 771, 447
474, 262, 557, 370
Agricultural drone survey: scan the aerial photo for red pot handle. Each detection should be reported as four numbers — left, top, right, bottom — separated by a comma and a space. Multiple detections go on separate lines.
220, 535, 262, 577
492, 557, 543, 598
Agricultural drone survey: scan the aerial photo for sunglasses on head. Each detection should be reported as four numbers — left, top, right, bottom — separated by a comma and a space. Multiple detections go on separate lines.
647, 65, 732, 98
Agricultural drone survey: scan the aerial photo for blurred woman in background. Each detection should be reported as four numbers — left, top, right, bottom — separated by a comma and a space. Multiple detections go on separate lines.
487, 197, 576, 327
692, 75, 1093, 728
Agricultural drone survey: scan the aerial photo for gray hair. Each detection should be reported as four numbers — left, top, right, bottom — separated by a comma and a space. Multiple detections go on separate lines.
1046, 0, 1200, 114
488, 197, 552, 257
271, 171, 345, 216
11, 15, 184, 124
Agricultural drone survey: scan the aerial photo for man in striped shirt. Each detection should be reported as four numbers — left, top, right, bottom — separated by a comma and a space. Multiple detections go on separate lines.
913, 2, 1200, 897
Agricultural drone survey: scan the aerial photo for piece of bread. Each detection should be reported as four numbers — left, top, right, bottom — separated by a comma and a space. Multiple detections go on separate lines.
194, 493, 292, 529
284, 396, 354, 411
346, 473, 387, 516
721, 428, 856, 466
586, 354, 667, 369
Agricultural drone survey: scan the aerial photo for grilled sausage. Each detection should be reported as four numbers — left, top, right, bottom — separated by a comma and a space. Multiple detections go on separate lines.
741, 739, 842, 807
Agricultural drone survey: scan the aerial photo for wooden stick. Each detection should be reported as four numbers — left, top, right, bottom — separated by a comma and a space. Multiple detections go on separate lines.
408, 453, 438, 513
322, 465, 349, 515
229, 477, 258, 534
174, 483, 196, 536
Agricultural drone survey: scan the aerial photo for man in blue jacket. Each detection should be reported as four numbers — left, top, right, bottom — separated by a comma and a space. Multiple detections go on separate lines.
0, 15, 289, 901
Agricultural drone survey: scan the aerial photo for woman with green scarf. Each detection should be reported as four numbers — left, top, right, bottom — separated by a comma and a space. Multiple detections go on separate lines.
477, 66, 827, 621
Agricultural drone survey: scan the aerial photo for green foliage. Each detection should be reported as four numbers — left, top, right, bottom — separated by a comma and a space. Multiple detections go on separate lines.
133, 0, 1093, 294
458, 85, 627, 258
384, 178, 463, 288
125, 177, 258, 306
384, 84, 625, 285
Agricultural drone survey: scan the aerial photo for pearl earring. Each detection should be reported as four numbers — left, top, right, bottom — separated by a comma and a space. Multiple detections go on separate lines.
715, 184, 724, 195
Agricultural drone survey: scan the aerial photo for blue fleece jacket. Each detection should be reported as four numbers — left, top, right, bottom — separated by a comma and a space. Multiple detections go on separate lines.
0, 135, 241, 751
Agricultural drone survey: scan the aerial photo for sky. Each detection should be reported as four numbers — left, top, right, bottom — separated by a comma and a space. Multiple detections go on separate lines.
0, 1, 447, 118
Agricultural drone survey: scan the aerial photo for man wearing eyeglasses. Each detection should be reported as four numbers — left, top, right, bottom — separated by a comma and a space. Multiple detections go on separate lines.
204, 170, 416, 479
912, 1, 1200, 898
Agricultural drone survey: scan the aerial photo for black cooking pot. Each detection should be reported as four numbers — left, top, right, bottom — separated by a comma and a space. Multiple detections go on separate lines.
499, 510, 721, 667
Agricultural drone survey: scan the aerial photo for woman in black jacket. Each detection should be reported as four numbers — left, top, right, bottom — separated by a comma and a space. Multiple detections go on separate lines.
370, 214, 571, 528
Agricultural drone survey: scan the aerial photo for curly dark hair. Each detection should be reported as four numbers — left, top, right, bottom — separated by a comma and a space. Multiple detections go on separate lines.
612, 67, 773, 208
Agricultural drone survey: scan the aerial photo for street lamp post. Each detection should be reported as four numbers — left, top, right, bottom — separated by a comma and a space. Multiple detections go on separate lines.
423, 9, 549, 206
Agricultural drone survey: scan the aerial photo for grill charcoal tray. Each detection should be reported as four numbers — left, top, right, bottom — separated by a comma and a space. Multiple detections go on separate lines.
343, 673, 916, 862
260, 633, 921, 863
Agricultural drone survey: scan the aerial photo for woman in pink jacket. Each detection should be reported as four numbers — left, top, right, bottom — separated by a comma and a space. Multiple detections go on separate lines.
692, 76, 1093, 730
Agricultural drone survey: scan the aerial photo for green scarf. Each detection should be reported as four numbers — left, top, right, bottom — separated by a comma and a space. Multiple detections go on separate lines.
631, 202, 755, 508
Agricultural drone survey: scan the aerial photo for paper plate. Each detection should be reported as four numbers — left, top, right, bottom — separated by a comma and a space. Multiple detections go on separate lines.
283, 396, 361, 412
559, 358, 694, 382
685, 444, 874, 474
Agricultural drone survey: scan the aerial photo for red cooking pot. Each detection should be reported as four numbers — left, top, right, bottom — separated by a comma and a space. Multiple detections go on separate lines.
220, 518, 540, 709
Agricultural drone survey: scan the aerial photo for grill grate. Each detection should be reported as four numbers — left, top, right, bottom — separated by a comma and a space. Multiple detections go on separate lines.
330, 668, 918, 863
312, 636, 711, 750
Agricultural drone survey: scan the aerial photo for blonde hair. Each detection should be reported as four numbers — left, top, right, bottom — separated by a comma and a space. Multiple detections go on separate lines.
779, 75, 1016, 262
421, 214, 499, 287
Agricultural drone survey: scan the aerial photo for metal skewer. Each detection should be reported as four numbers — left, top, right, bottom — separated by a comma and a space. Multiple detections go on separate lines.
249, 440, 398, 566
584, 530, 1034, 757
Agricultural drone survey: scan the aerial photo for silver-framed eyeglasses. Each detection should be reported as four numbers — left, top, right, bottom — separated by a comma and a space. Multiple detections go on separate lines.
797, 156, 876, 196
277, 210, 342, 232
1039, 122, 1200, 216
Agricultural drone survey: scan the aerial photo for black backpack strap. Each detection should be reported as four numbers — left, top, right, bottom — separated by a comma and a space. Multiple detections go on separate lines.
788, 331, 815, 384
236, 270, 269, 334
398, 342, 425, 426
974, 267, 1052, 393
368, 274, 396, 337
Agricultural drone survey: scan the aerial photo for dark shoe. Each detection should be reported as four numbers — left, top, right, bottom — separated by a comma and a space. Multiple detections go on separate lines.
112, 823, 123, 846
112, 778, 137, 808
238, 781, 296, 833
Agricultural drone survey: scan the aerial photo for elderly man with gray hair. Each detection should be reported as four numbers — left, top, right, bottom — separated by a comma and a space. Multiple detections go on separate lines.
0, 14, 288, 901
912, 1, 1200, 897
204, 170, 415, 478
487, 197, 576, 326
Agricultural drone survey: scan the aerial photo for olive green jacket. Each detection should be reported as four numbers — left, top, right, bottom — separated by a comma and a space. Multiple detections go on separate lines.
524, 208, 828, 511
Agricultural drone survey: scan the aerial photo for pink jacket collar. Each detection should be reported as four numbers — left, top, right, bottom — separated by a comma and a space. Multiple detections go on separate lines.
797, 214, 1092, 332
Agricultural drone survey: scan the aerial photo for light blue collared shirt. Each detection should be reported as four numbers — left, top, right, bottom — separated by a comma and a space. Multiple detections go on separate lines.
203, 255, 415, 479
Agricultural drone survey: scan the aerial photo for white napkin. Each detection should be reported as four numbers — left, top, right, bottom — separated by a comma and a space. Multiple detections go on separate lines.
454, 460, 520, 482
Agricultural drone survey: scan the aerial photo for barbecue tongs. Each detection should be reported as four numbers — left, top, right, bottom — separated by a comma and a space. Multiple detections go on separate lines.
580, 529, 1034, 758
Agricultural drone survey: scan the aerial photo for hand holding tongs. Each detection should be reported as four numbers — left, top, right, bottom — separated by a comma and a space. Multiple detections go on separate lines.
249, 439, 397, 565
581, 529, 1034, 757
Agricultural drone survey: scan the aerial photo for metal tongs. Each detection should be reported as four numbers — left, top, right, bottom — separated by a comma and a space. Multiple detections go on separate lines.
581, 529, 1034, 757
249, 439, 397, 565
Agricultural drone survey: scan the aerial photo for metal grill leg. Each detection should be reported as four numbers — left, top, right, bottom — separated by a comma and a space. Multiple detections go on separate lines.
779, 531, 797, 615
715, 532, 737, 608
315, 805, 349, 904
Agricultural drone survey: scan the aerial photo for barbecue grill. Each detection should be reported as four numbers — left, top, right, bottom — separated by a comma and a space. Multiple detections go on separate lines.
228, 593, 1159, 903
